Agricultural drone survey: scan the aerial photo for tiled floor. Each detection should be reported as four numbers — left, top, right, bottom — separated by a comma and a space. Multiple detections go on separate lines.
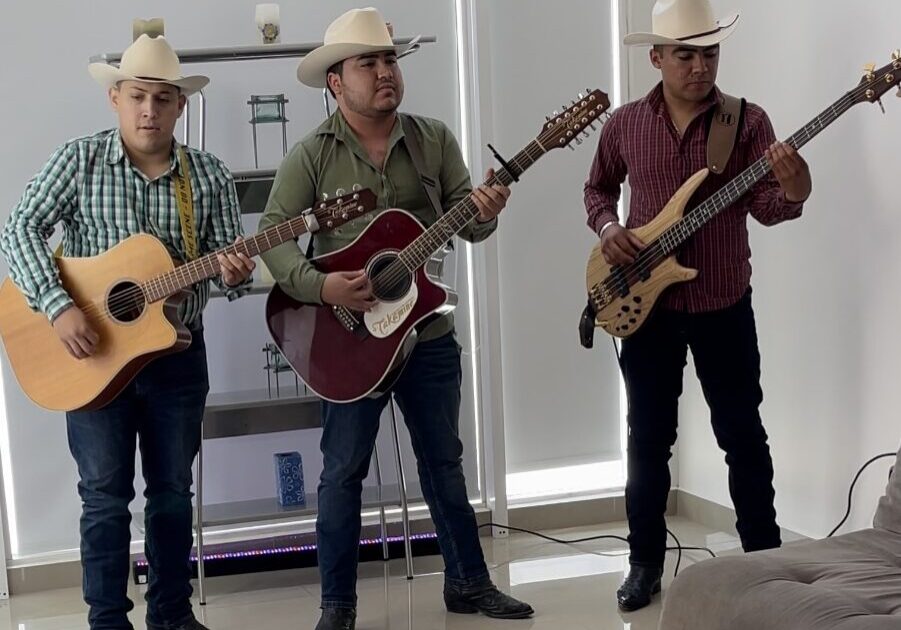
0, 516, 749, 629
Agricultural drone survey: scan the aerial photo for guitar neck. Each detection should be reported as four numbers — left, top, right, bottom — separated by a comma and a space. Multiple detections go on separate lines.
396, 140, 548, 270
658, 91, 857, 254
142, 214, 311, 302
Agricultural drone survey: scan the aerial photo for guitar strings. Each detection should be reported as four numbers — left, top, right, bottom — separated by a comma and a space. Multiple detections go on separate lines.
369, 106, 609, 295
590, 80, 876, 307
78, 212, 313, 320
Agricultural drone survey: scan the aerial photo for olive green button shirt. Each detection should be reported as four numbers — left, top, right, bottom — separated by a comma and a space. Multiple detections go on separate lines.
259, 110, 497, 342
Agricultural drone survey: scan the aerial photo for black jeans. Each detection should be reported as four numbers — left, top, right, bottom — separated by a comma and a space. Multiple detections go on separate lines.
619, 291, 781, 567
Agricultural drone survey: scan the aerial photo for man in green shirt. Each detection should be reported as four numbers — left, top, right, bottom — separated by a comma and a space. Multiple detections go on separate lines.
1, 33, 253, 630
259, 8, 534, 630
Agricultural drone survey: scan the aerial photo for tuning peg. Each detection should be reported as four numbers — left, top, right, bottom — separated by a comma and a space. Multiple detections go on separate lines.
553, 110, 559, 116
545, 115, 551, 121
589, 123, 598, 131
878, 98, 886, 114
321, 192, 330, 201
335, 187, 346, 197
893, 49, 900, 61
896, 86, 901, 98
568, 145, 576, 151
578, 92, 585, 99
864, 62, 877, 77
352, 183, 362, 192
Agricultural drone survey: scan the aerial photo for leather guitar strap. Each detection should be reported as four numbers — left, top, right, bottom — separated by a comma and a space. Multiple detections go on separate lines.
401, 113, 445, 220
707, 92, 745, 175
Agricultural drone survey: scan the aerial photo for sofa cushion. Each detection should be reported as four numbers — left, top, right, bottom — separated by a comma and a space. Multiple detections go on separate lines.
874, 447, 901, 534
659, 528, 901, 630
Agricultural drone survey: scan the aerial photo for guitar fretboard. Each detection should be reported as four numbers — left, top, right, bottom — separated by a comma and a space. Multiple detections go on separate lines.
141, 196, 366, 302
655, 95, 855, 256
394, 140, 547, 273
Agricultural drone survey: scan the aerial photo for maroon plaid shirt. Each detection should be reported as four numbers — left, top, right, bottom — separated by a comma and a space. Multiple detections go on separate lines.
584, 83, 803, 313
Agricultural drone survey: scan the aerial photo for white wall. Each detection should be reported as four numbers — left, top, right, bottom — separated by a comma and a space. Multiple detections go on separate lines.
482, 0, 623, 475
622, 0, 901, 537
0, 0, 472, 558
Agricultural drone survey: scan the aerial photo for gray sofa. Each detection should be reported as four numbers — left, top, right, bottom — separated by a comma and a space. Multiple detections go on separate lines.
659, 448, 901, 629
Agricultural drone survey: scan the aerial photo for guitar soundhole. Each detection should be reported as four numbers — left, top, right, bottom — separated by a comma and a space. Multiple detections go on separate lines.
368, 252, 413, 302
107, 281, 146, 324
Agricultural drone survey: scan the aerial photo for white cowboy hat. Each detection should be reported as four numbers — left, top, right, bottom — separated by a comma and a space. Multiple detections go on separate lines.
624, 0, 739, 48
88, 34, 209, 96
297, 7, 420, 88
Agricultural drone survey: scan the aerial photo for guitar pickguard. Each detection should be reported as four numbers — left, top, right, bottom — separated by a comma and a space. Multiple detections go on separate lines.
363, 282, 419, 339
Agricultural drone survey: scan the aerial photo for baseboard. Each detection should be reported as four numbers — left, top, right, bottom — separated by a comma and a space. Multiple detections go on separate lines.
507, 490, 677, 532
5, 489, 735, 596
7, 509, 489, 595
7, 490, 670, 595
675, 489, 807, 543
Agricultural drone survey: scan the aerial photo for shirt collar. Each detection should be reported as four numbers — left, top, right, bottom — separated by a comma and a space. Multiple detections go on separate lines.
105, 129, 180, 176
644, 81, 721, 117
316, 109, 405, 152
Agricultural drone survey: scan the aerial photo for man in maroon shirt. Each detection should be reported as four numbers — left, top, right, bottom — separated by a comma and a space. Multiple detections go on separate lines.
584, 0, 812, 612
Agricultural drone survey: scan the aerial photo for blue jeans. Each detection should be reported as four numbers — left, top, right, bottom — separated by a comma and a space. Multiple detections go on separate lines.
66, 332, 208, 630
317, 332, 489, 609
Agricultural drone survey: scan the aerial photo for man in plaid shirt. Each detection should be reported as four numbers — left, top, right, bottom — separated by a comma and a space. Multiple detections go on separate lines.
584, 0, 813, 612
0, 34, 253, 630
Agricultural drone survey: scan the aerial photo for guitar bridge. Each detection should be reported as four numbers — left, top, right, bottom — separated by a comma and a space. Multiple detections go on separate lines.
333, 306, 370, 340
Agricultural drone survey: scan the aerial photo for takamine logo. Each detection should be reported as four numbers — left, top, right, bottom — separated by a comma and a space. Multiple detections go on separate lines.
369, 299, 415, 335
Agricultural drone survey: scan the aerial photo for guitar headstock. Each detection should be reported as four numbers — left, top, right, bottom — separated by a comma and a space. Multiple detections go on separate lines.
851, 50, 901, 109
540, 89, 611, 150
312, 187, 377, 230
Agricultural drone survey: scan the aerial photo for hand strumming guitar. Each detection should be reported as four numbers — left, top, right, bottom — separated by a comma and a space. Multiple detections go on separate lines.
321, 270, 378, 312
600, 223, 646, 266
53, 305, 99, 359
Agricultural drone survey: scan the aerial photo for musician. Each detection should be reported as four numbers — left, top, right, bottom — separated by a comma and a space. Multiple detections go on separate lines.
583, 0, 812, 612
0, 34, 254, 630
258, 8, 533, 629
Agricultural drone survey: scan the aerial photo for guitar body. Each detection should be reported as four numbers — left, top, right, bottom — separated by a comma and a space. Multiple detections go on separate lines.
586, 169, 708, 338
0, 233, 190, 411
266, 210, 456, 403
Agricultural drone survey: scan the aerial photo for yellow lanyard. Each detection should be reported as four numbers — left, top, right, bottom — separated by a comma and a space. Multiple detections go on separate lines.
174, 147, 198, 261
53, 147, 198, 260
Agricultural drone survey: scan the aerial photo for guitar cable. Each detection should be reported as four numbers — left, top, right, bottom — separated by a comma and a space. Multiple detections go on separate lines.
476, 522, 715, 577
827, 451, 896, 537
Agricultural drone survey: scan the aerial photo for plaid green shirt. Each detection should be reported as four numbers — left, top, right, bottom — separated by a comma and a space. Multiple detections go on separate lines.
1, 129, 249, 326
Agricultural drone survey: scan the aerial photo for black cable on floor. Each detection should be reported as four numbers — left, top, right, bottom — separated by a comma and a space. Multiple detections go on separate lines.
478, 522, 716, 577
827, 452, 896, 537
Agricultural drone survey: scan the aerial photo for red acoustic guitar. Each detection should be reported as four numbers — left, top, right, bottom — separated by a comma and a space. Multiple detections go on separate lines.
266, 90, 611, 402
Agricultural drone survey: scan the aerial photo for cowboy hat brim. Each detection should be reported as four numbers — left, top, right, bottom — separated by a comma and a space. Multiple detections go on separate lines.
297, 38, 420, 88
623, 12, 739, 47
88, 63, 209, 96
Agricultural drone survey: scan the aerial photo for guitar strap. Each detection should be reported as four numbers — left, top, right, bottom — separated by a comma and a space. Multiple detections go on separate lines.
174, 146, 199, 261
52, 147, 198, 261
707, 92, 745, 175
401, 113, 445, 220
